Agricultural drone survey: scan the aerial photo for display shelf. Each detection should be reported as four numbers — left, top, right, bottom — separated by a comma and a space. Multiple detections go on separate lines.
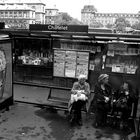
16, 63, 53, 68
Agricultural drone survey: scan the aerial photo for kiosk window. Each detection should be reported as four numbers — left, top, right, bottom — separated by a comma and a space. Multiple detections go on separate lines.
14, 38, 53, 66
13, 38, 53, 83
105, 42, 140, 74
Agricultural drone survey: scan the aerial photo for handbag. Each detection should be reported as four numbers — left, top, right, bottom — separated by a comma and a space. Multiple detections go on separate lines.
115, 98, 127, 108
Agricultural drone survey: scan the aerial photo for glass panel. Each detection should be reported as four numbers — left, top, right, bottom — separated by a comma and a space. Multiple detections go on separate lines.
0, 42, 12, 102
13, 38, 53, 84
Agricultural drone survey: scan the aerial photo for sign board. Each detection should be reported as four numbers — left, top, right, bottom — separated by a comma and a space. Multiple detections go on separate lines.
29, 24, 88, 33
53, 49, 89, 79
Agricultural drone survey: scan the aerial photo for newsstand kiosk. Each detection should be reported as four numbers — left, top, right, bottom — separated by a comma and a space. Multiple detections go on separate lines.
0, 34, 13, 111
1, 24, 139, 137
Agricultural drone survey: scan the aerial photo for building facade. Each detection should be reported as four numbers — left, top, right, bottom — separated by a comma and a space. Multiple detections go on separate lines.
81, 5, 140, 27
45, 8, 59, 24
0, 4, 35, 29
0, 0, 45, 25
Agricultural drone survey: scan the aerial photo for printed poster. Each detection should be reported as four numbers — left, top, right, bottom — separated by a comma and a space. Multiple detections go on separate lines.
65, 51, 77, 78
53, 50, 65, 77
53, 49, 89, 79
76, 51, 89, 79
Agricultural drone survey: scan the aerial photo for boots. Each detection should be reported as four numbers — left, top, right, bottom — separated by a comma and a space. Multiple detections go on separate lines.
69, 110, 83, 126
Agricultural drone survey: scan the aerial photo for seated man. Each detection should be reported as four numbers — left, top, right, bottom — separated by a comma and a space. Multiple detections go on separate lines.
68, 74, 90, 126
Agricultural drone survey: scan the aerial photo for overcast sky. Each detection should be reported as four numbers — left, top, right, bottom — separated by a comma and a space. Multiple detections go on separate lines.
44, 0, 140, 20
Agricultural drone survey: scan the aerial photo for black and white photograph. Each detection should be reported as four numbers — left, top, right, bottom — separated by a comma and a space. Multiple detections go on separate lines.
0, 0, 140, 139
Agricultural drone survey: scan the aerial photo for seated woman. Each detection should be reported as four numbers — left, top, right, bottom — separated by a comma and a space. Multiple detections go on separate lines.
93, 74, 112, 128
68, 74, 90, 126
113, 81, 137, 129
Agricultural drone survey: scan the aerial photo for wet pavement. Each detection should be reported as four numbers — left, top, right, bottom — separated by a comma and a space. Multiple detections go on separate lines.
0, 84, 135, 140
0, 102, 134, 140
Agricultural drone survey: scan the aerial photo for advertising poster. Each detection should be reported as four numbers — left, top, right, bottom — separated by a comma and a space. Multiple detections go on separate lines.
0, 42, 12, 103
53, 50, 65, 77
76, 51, 89, 79
65, 51, 77, 78
53, 49, 89, 79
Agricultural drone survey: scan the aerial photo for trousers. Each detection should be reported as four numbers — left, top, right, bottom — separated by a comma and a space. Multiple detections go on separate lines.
70, 100, 86, 121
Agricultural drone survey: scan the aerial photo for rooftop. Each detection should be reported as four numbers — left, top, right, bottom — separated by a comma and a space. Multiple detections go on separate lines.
0, 0, 45, 5
0, 4, 35, 11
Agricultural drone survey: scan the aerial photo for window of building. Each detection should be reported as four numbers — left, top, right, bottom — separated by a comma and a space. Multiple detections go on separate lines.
1, 12, 3, 15
14, 11, 18, 17
9, 11, 13, 18
32, 6, 36, 10
5, 12, 8, 17
49, 10, 52, 16
23, 12, 27, 18
19, 12, 22, 17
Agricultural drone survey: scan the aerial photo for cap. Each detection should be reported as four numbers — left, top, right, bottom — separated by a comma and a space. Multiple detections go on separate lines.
98, 74, 109, 82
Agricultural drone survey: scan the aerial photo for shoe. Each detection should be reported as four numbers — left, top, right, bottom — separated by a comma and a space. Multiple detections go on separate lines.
70, 118, 75, 126
92, 122, 99, 128
77, 120, 83, 126
112, 121, 117, 127
120, 121, 124, 130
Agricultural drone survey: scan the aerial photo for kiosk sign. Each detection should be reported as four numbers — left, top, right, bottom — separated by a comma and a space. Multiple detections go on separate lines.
29, 24, 88, 33
48, 25, 68, 31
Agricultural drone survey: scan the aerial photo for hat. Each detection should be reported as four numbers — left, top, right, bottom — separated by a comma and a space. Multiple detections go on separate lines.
98, 74, 109, 82
78, 74, 86, 80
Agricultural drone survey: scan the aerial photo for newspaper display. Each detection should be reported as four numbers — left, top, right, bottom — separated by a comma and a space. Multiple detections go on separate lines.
53, 49, 89, 79
76, 51, 89, 79
53, 50, 65, 77
65, 51, 77, 78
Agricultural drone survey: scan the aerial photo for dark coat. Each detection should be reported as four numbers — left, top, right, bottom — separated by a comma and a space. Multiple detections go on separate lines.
114, 87, 136, 111
93, 83, 112, 111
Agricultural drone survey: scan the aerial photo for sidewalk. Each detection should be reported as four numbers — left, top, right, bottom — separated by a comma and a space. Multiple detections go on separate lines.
14, 83, 70, 109
8, 84, 135, 140
0, 102, 130, 140
14, 84, 50, 105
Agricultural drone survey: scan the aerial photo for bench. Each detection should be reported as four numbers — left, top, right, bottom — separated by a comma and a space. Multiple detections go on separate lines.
46, 87, 71, 110
46, 86, 95, 113
44, 86, 137, 130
